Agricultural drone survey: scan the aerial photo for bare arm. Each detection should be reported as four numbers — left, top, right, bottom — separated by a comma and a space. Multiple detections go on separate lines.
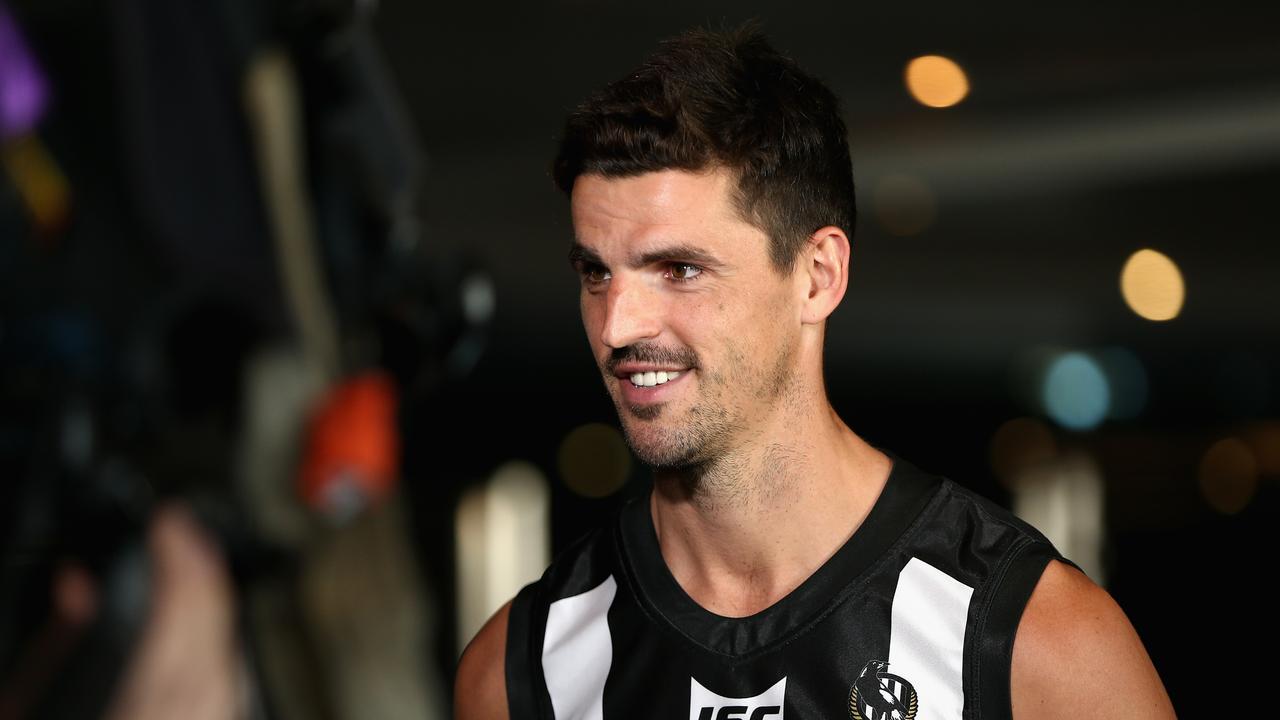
454, 601, 512, 720
1011, 560, 1175, 719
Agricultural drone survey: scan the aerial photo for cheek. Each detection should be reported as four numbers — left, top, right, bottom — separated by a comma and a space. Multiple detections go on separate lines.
727, 286, 789, 334
664, 295, 717, 344
723, 290, 798, 367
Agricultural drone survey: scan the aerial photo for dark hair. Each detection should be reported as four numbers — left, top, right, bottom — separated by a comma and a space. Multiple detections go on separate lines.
553, 26, 856, 272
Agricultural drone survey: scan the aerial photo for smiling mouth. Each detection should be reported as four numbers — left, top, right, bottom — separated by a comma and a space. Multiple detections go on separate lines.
628, 371, 682, 388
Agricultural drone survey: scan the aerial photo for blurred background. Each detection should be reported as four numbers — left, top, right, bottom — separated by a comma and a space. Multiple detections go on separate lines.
2, 0, 1277, 717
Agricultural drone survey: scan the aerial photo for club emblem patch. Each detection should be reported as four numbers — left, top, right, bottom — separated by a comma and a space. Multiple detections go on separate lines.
848, 660, 917, 720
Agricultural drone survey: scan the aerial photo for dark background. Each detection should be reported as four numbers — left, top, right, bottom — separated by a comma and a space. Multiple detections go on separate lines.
2, 0, 1277, 715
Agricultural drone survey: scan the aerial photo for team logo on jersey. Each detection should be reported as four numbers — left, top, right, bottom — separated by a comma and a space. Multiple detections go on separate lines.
689, 676, 786, 720
848, 660, 918, 720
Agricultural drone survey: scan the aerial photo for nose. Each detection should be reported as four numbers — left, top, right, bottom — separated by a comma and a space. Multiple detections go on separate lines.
598, 276, 662, 350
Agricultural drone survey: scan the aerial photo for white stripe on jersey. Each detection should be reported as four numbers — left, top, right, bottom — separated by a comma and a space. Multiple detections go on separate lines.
888, 558, 974, 720
542, 575, 617, 720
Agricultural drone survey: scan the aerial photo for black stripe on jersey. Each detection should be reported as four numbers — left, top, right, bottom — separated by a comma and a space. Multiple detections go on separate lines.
970, 539, 1070, 720
506, 582, 550, 720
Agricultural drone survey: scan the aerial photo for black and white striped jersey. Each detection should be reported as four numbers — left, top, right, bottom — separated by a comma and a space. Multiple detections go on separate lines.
504, 451, 1073, 720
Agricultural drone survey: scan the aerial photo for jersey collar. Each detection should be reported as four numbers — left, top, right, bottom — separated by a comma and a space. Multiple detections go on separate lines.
615, 448, 943, 659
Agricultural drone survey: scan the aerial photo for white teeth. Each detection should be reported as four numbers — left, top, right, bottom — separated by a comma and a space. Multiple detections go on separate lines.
628, 370, 683, 387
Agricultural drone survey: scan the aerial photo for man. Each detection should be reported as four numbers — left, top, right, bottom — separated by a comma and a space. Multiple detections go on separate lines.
456, 27, 1174, 719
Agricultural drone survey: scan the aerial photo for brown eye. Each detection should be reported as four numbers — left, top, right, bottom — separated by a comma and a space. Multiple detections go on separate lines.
581, 264, 610, 284
668, 263, 703, 281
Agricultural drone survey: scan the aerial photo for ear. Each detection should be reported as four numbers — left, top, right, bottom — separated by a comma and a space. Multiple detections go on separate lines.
799, 225, 851, 325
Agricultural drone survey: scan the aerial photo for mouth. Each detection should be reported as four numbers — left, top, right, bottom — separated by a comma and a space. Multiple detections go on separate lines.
624, 370, 682, 388
610, 366, 692, 406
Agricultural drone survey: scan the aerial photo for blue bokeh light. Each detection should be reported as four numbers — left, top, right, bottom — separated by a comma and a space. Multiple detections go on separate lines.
1043, 352, 1111, 430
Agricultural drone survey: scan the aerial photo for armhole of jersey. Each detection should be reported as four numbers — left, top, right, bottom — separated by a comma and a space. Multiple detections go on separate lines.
975, 541, 1069, 720
505, 582, 542, 720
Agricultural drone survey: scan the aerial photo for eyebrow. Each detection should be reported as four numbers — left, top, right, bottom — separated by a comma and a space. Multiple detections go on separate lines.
568, 243, 603, 268
568, 241, 722, 270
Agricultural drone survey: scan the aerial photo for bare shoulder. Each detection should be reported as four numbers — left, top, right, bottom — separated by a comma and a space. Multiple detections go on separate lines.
455, 600, 512, 720
1011, 560, 1175, 719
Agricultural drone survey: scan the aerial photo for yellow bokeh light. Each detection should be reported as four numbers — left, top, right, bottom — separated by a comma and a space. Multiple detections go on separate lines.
1120, 248, 1185, 321
557, 423, 631, 498
905, 55, 969, 108
2, 134, 72, 233
1198, 437, 1258, 514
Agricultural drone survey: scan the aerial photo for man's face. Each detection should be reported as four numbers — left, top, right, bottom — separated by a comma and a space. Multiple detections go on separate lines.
570, 169, 803, 469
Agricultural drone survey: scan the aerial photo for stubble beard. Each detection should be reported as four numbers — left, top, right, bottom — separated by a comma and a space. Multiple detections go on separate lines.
608, 336, 798, 476
616, 390, 737, 470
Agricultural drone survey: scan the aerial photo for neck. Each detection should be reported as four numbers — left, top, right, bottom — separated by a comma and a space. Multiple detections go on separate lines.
649, 388, 892, 618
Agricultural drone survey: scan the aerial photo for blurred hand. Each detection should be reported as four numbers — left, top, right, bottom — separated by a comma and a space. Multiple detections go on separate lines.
102, 505, 241, 720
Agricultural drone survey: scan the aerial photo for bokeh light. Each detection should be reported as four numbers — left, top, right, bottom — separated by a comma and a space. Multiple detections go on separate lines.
1198, 438, 1258, 514
1007, 451, 1106, 584
557, 423, 632, 498
904, 55, 970, 108
1042, 352, 1111, 431
2, 135, 71, 234
872, 173, 937, 236
455, 460, 550, 651
1120, 248, 1185, 321
461, 272, 496, 324
989, 416, 1059, 488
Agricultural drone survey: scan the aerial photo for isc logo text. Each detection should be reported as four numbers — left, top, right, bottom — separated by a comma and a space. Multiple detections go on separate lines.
688, 677, 786, 720
694, 707, 781, 720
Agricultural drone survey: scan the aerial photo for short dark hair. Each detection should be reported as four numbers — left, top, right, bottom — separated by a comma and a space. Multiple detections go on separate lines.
553, 26, 856, 272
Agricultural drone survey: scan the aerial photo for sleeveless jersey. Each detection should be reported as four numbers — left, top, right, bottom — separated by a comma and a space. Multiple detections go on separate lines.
504, 450, 1074, 720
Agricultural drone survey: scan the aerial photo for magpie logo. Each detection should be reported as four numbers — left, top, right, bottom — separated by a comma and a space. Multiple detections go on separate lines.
848, 660, 917, 720
689, 676, 786, 720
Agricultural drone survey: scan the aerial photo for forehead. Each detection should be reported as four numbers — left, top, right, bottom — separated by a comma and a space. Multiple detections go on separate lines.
569, 169, 759, 250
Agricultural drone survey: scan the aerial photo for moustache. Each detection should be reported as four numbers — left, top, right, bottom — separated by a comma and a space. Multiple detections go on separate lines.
604, 343, 699, 374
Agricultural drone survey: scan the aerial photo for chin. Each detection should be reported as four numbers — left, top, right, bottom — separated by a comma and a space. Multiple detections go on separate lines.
630, 444, 698, 471
619, 418, 705, 470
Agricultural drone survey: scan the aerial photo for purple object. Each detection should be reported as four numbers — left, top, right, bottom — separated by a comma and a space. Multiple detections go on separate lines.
0, 2, 49, 140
